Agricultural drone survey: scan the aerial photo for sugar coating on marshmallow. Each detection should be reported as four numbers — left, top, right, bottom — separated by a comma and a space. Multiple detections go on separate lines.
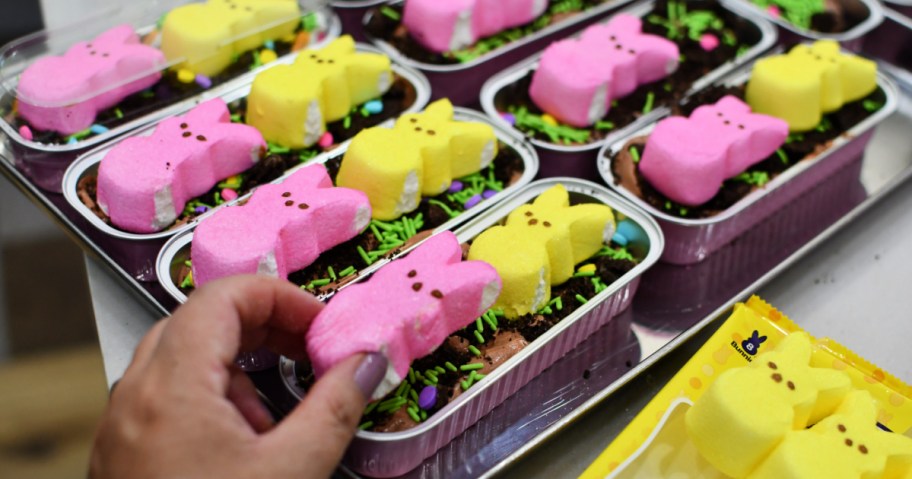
246, 35, 393, 149
96, 98, 265, 233
751, 390, 912, 479
336, 99, 498, 220
529, 14, 680, 127
403, 0, 548, 53
306, 231, 501, 399
161, 0, 300, 77
638, 96, 789, 207
685, 333, 851, 478
746, 40, 878, 132
16, 25, 165, 135
191, 163, 371, 287
468, 184, 615, 318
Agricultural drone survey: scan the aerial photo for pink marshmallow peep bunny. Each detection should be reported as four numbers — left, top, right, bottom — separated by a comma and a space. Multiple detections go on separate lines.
306, 232, 502, 399
97, 98, 265, 233
17, 24, 166, 135
638, 96, 788, 207
529, 14, 679, 127
403, 0, 547, 53
191, 163, 372, 287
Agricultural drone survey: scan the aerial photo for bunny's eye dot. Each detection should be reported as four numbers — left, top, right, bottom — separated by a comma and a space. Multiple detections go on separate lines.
859, 445, 868, 454
838, 424, 847, 432
182, 132, 192, 138
298, 203, 309, 210
771, 373, 783, 383
284, 200, 294, 207
738, 125, 745, 130
412, 282, 423, 292
768, 361, 778, 370
407, 270, 417, 278
410, 118, 418, 123
528, 219, 538, 226
845, 439, 853, 447
525, 211, 533, 217
787, 381, 795, 390
282, 192, 291, 197
431, 290, 443, 299
543, 221, 552, 227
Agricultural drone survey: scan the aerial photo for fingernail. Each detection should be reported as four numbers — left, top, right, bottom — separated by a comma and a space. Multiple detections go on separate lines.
353, 352, 389, 400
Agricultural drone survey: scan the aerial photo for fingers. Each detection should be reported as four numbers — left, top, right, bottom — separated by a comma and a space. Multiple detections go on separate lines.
226, 367, 275, 434
149, 275, 323, 390
264, 353, 389, 475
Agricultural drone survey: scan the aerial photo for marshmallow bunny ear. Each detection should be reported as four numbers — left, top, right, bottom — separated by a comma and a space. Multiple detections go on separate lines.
531, 183, 570, 210
776, 333, 813, 365
423, 98, 455, 122
186, 98, 231, 124
282, 163, 333, 190
94, 24, 137, 46
401, 232, 463, 266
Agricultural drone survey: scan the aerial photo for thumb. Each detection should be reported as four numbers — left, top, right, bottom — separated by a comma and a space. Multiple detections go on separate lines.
264, 353, 389, 476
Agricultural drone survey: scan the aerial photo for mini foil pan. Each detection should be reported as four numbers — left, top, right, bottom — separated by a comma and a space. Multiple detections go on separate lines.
479, 0, 777, 182
62, 43, 431, 242
278, 177, 664, 478
597, 65, 899, 265
362, 0, 636, 105
726, 0, 883, 47
0, 9, 342, 193
155, 106, 540, 304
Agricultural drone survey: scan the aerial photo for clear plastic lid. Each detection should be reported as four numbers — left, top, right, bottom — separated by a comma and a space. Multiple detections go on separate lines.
0, 0, 329, 109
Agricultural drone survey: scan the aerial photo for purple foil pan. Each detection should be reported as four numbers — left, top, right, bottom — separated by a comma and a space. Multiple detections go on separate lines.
278, 178, 664, 477
597, 66, 898, 266
479, 0, 777, 182
331, 0, 385, 41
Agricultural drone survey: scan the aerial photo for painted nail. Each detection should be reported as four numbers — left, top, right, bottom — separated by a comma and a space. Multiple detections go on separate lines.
353, 352, 389, 400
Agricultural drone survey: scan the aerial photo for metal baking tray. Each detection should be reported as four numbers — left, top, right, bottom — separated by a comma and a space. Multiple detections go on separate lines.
597, 67, 898, 264
155, 106, 540, 303
61, 43, 431, 243
275, 177, 663, 477
479, 0, 777, 180
4, 16, 912, 479
0, 4, 341, 193
725, 0, 882, 46
362, 0, 636, 104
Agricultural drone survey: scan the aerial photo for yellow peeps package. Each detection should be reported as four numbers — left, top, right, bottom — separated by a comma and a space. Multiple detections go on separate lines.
581, 296, 912, 478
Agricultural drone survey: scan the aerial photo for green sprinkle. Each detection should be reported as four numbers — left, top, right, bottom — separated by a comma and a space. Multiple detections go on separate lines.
573, 270, 596, 278
183, 260, 192, 268
359, 421, 374, 430
424, 369, 438, 380
629, 147, 641, 164
555, 297, 563, 311
538, 305, 553, 315
380, 5, 401, 21
339, 266, 356, 277
492, 309, 504, 317
395, 380, 410, 398
476, 317, 484, 332
445, 361, 458, 372
307, 278, 331, 288
407, 408, 421, 423
663, 83, 673, 92
420, 410, 427, 421
327, 266, 337, 281
468, 345, 482, 356
343, 115, 352, 129
114, 108, 123, 119
483, 314, 498, 331
357, 245, 373, 266
642, 92, 655, 115
474, 330, 485, 344
679, 207, 689, 216
230, 113, 241, 123
863, 99, 884, 112
364, 401, 379, 415
423, 379, 434, 387
575, 294, 589, 305
426, 375, 438, 385
435, 366, 446, 374
461, 379, 473, 390
408, 368, 416, 384
664, 200, 672, 210
595, 120, 615, 131
410, 389, 420, 403
776, 149, 789, 165
428, 199, 459, 218
180, 270, 194, 289
472, 372, 486, 381
301, 12, 319, 31
267, 142, 290, 154
460, 363, 485, 371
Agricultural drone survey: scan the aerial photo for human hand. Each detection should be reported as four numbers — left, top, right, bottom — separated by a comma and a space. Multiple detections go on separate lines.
90, 275, 388, 479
